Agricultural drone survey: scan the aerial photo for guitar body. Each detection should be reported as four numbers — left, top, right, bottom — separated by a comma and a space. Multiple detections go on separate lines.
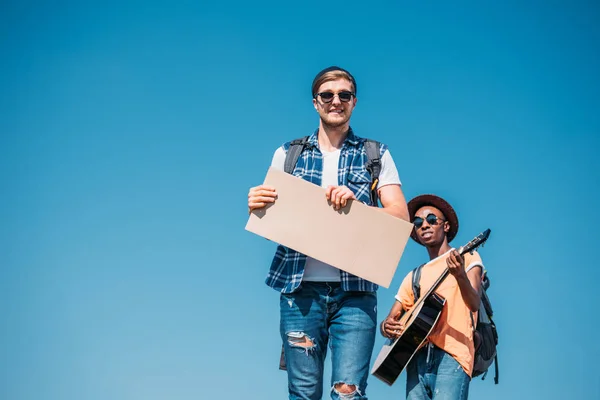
371, 292, 446, 386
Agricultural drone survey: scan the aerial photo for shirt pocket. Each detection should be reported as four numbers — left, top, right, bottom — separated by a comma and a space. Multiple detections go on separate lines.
346, 170, 372, 201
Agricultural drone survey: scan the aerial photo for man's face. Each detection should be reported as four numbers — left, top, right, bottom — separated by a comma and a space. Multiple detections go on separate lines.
312, 78, 356, 128
413, 205, 450, 247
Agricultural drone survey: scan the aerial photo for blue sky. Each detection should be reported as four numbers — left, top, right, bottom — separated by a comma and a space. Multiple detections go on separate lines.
1, 1, 599, 399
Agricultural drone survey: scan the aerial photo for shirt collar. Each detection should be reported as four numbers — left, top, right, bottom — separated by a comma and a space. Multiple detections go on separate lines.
308, 127, 360, 149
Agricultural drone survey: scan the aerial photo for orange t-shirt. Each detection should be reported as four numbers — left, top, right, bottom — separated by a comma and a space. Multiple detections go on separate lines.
395, 249, 484, 377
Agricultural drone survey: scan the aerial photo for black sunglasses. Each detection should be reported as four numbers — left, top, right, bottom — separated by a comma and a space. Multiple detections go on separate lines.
315, 91, 355, 103
413, 213, 446, 229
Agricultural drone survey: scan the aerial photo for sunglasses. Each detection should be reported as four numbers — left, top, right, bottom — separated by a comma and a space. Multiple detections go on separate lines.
315, 91, 355, 103
413, 213, 446, 229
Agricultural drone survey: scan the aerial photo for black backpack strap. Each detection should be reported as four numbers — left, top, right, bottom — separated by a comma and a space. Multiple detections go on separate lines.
481, 288, 494, 317
364, 139, 381, 205
494, 354, 499, 384
284, 136, 310, 174
411, 264, 425, 301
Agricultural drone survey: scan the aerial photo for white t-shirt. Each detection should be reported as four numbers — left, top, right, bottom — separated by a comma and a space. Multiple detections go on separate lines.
270, 144, 402, 282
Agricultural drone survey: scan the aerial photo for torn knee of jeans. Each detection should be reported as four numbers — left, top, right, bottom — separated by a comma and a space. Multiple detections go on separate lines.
286, 332, 315, 349
333, 382, 359, 396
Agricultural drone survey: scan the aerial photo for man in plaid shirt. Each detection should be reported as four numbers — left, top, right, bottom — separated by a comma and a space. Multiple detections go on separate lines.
248, 66, 409, 400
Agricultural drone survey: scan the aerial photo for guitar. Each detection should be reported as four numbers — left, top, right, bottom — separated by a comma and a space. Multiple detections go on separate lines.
371, 229, 491, 386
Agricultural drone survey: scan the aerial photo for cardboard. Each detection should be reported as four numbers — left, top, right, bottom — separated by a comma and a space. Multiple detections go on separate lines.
245, 167, 413, 288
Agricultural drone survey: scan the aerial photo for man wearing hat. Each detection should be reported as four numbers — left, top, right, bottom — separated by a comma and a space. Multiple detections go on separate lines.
248, 66, 409, 399
381, 194, 484, 400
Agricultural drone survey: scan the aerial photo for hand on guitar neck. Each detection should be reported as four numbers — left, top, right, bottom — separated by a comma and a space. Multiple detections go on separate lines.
446, 249, 465, 277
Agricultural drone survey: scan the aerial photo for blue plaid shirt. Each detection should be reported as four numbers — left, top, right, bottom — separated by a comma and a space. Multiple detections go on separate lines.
265, 128, 388, 293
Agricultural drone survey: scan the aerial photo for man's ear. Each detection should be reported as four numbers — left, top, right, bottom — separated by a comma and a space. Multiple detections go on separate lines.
443, 221, 450, 234
313, 98, 319, 111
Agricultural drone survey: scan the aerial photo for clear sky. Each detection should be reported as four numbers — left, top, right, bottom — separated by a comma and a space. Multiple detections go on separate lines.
1, 1, 599, 399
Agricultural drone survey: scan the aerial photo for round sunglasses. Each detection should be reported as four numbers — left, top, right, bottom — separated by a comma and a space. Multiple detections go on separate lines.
413, 213, 446, 229
315, 91, 355, 103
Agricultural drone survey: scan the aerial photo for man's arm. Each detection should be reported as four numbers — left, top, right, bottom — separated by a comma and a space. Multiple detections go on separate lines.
447, 250, 483, 312
377, 184, 409, 221
247, 147, 283, 213
460, 265, 483, 312
381, 300, 405, 338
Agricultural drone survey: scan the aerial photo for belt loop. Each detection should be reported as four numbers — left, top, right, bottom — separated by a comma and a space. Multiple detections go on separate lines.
426, 342, 433, 364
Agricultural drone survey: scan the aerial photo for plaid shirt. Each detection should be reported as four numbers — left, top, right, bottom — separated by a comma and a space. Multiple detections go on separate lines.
265, 128, 388, 293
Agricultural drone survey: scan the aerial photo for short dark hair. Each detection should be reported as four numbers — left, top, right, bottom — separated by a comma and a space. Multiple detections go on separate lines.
311, 66, 357, 97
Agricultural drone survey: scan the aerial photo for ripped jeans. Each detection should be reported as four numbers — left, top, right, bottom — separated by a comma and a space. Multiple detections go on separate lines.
280, 282, 377, 400
406, 343, 471, 400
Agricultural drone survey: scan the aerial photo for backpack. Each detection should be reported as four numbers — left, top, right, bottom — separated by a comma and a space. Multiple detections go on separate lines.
283, 136, 382, 206
412, 265, 499, 384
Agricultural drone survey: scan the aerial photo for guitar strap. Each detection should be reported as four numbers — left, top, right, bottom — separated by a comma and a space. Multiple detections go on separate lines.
411, 264, 425, 300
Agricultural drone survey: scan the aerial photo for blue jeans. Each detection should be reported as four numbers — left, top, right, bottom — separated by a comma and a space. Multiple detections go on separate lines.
280, 282, 377, 400
406, 344, 471, 400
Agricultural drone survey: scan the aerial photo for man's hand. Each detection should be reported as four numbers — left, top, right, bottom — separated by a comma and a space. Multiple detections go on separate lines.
325, 185, 356, 210
248, 185, 277, 214
447, 250, 466, 279
382, 311, 404, 339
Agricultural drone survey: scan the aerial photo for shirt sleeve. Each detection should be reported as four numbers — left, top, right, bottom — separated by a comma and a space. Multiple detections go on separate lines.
270, 147, 286, 171
377, 149, 402, 189
465, 251, 484, 273
394, 273, 415, 311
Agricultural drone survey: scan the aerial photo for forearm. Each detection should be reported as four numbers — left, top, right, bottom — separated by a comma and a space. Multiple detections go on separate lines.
386, 301, 404, 319
456, 274, 481, 312
377, 203, 409, 221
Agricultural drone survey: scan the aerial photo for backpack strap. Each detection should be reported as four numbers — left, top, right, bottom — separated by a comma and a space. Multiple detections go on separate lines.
364, 139, 382, 205
411, 264, 425, 301
494, 354, 499, 384
482, 354, 499, 384
284, 136, 310, 174
481, 288, 494, 317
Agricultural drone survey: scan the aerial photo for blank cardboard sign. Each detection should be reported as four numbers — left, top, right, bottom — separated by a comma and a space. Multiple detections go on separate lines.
245, 167, 413, 288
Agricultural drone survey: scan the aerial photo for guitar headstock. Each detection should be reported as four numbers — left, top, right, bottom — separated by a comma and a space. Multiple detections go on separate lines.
459, 229, 491, 255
